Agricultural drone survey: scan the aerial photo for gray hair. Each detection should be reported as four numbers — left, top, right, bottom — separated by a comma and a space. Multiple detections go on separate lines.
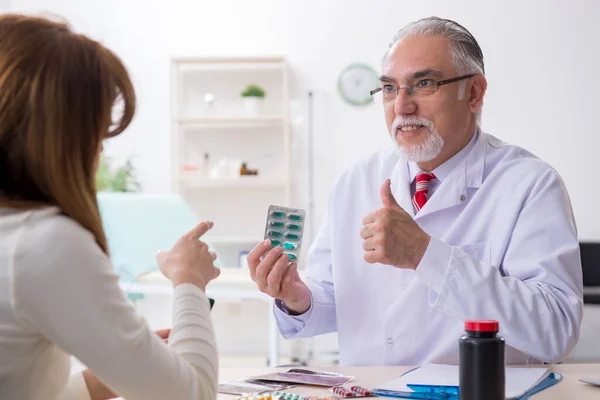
385, 17, 485, 125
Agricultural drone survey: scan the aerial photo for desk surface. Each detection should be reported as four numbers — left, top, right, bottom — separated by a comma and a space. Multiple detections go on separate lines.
219, 364, 600, 399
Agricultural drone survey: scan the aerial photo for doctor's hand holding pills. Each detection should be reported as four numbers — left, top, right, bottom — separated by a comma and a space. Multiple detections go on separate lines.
361, 179, 431, 270
247, 240, 312, 315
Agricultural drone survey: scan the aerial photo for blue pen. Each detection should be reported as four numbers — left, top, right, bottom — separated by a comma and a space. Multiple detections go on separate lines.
372, 387, 457, 400
406, 385, 459, 399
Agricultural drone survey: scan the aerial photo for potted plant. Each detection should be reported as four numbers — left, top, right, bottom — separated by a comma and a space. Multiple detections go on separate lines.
95, 154, 142, 302
241, 84, 266, 116
96, 154, 141, 192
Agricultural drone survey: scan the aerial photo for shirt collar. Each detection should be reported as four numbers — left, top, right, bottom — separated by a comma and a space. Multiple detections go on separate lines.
408, 129, 479, 184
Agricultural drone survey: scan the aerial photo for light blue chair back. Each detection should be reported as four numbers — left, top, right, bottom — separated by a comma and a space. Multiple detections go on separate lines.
97, 192, 203, 284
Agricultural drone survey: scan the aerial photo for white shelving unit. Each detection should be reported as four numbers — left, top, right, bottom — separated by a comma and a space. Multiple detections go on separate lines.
169, 56, 291, 367
170, 56, 291, 268
203, 236, 264, 246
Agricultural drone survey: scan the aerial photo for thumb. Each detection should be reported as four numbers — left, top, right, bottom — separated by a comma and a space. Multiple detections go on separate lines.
380, 178, 402, 209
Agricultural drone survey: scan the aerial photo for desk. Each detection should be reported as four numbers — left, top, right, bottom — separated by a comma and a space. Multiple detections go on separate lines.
119, 268, 281, 367
218, 365, 600, 399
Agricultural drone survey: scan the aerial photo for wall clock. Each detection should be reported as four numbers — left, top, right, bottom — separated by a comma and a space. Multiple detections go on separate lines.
337, 63, 379, 106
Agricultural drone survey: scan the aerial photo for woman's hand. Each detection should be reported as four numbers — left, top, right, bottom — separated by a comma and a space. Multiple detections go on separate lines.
156, 221, 221, 291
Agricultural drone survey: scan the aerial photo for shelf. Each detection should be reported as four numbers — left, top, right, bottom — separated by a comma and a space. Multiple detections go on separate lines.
205, 236, 263, 245
122, 266, 305, 302
134, 267, 304, 292
174, 57, 285, 72
173, 56, 285, 64
175, 116, 284, 128
136, 267, 305, 290
132, 268, 262, 294
176, 174, 286, 188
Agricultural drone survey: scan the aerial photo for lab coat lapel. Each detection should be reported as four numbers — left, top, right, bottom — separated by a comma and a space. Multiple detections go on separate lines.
415, 131, 487, 220
415, 170, 466, 219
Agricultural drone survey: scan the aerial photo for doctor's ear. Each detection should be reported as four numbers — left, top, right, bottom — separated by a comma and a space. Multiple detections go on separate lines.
468, 74, 487, 114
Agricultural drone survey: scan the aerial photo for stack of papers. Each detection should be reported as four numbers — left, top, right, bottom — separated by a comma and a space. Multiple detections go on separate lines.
218, 380, 296, 395
218, 369, 354, 395
247, 368, 354, 387
373, 364, 553, 399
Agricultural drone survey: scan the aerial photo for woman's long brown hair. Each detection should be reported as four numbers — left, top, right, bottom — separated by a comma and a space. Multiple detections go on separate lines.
0, 14, 136, 253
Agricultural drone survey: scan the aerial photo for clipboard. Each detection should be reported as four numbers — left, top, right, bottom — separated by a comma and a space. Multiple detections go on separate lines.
372, 368, 563, 399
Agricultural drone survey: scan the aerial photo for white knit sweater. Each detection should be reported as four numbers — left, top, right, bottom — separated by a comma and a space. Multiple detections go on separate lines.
0, 206, 218, 400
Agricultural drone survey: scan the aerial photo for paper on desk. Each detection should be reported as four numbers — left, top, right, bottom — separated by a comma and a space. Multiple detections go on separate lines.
218, 380, 296, 395
249, 369, 354, 387
579, 378, 600, 387
374, 364, 550, 399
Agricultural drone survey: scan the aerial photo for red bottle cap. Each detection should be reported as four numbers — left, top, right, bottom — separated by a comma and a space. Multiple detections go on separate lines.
465, 320, 499, 332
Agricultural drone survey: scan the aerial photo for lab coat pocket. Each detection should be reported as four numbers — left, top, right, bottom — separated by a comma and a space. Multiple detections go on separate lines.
458, 241, 492, 264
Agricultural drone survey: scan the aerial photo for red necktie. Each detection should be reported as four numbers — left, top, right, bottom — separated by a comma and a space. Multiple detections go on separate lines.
412, 172, 436, 213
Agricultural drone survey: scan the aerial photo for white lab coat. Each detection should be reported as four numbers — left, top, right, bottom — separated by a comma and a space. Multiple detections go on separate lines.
274, 131, 583, 366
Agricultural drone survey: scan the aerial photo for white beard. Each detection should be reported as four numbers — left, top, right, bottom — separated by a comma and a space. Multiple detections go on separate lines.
394, 129, 444, 162
392, 116, 444, 163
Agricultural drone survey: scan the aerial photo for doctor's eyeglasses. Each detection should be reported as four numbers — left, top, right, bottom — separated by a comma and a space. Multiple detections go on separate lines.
370, 74, 476, 104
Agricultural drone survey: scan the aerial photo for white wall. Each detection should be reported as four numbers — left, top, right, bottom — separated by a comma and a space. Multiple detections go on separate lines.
8, 0, 600, 359
10, 0, 600, 240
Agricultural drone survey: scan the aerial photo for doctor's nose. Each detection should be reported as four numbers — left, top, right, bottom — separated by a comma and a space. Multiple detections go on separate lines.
394, 88, 417, 116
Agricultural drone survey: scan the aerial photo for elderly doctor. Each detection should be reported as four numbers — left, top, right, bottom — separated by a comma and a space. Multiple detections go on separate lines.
247, 16, 583, 366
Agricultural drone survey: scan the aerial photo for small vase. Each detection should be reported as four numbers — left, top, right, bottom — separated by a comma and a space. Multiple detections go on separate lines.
244, 97, 263, 116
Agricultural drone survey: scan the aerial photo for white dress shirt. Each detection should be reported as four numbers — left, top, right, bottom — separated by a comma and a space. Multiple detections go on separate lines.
407, 130, 478, 205
274, 130, 583, 366
0, 207, 218, 400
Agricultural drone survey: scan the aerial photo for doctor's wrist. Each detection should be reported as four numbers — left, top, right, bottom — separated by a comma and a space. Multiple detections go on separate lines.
408, 234, 431, 270
280, 297, 311, 316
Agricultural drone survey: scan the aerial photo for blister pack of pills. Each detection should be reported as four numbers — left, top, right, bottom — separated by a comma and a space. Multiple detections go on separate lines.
264, 205, 305, 262
330, 386, 375, 398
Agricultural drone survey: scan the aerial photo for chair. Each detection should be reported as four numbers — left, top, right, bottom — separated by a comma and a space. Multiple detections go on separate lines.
580, 242, 600, 304
97, 192, 211, 300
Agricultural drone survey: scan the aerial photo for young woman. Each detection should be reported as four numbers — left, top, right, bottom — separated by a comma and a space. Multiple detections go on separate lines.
0, 14, 221, 400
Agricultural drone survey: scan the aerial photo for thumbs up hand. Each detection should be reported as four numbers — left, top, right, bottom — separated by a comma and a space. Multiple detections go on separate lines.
379, 177, 404, 210
360, 179, 431, 269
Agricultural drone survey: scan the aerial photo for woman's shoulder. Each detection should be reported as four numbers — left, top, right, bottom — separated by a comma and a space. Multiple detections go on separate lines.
21, 206, 96, 244
14, 206, 103, 270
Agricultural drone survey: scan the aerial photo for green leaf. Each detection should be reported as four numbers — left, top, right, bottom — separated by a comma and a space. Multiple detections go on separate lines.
241, 84, 266, 97
95, 155, 141, 192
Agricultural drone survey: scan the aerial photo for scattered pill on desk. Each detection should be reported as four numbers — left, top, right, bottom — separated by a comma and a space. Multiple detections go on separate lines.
324, 396, 343, 400
236, 394, 274, 400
